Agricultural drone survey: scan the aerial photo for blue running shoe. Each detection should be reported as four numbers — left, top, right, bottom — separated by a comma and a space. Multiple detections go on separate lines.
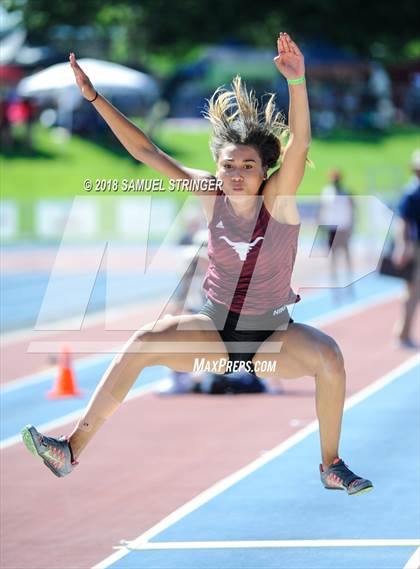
320, 458, 373, 496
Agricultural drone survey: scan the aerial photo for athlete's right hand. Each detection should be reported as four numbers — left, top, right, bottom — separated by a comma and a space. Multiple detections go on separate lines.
69, 52, 96, 101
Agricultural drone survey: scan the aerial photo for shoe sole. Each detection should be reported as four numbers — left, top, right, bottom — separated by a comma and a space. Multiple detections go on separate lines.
323, 484, 374, 496
21, 426, 40, 458
349, 485, 374, 497
21, 426, 64, 478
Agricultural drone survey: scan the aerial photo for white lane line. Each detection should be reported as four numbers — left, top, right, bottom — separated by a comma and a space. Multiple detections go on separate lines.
0, 378, 172, 450
296, 287, 402, 328
114, 538, 420, 551
404, 547, 420, 569
0, 295, 169, 346
93, 354, 419, 569
2, 287, 402, 392
343, 355, 420, 410
1, 353, 114, 393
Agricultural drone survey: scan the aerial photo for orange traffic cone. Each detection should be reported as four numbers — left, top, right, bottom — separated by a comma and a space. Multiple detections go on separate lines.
47, 346, 83, 399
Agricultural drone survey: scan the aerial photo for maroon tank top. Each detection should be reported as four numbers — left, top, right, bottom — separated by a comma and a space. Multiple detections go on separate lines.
202, 187, 301, 315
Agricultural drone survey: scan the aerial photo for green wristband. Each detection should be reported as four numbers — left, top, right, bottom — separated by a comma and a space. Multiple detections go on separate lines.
287, 76, 305, 85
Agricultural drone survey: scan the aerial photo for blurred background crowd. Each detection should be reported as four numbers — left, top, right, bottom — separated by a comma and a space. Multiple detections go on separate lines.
1, 1, 419, 142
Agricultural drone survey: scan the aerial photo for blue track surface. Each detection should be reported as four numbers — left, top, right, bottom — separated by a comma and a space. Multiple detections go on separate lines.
2, 263, 418, 568
107, 362, 420, 569
0, 363, 169, 441
1, 271, 179, 332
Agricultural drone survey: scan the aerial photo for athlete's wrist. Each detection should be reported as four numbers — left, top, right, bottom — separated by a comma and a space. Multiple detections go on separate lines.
287, 76, 305, 86
86, 90, 98, 103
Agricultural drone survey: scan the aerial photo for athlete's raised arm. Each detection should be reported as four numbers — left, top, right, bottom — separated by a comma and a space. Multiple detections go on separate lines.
265, 33, 311, 198
69, 53, 213, 189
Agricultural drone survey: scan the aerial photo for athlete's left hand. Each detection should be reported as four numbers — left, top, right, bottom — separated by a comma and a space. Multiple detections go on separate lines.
273, 32, 305, 80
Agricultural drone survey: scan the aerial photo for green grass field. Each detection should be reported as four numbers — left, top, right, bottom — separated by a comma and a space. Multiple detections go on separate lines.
1, 123, 419, 201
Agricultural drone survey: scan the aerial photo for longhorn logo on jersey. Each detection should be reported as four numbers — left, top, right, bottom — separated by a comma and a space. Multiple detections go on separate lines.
219, 236, 264, 261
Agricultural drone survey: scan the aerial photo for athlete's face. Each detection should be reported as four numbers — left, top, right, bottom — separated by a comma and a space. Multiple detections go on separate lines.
216, 144, 266, 197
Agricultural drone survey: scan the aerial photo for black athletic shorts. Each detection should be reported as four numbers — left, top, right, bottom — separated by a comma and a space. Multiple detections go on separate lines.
198, 297, 294, 373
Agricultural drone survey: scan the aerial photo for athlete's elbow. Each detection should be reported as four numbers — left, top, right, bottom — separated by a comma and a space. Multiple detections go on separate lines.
299, 127, 312, 148
300, 134, 311, 149
289, 133, 311, 150
295, 140, 311, 158
130, 148, 143, 162
133, 144, 158, 164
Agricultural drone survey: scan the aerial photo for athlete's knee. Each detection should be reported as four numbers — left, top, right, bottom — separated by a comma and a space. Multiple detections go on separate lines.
128, 318, 177, 354
316, 336, 345, 376
251, 354, 274, 379
136, 317, 206, 365
132, 327, 157, 344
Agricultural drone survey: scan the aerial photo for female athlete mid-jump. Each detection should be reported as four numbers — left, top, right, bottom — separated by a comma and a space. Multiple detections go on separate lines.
22, 33, 372, 496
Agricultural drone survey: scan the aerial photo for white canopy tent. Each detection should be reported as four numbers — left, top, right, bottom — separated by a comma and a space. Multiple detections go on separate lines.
17, 58, 160, 130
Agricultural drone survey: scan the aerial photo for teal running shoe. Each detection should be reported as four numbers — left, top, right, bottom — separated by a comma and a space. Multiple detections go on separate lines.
21, 425, 77, 478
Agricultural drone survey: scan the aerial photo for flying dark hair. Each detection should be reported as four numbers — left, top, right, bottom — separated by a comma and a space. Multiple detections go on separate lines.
202, 75, 289, 170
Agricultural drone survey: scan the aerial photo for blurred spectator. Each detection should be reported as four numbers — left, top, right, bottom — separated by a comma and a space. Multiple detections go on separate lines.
368, 62, 391, 100
318, 169, 355, 297
0, 97, 13, 148
21, 97, 37, 149
393, 149, 420, 349
403, 73, 420, 124
5, 95, 38, 149
340, 84, 360, 128
368, 63, 394, 129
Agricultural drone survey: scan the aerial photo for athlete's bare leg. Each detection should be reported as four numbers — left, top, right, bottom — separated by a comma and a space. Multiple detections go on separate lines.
69, 314, 228, 459
252, 323, 345, 470
330, 248, 338, 286
394, 277, 420, 342
343, 242, 353, 276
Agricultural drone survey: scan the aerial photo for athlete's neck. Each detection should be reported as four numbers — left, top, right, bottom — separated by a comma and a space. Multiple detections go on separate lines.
227, 196, 260, 220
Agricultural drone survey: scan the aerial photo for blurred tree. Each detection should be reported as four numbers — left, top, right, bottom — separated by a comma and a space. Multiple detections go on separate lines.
5, 0, 420, 65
